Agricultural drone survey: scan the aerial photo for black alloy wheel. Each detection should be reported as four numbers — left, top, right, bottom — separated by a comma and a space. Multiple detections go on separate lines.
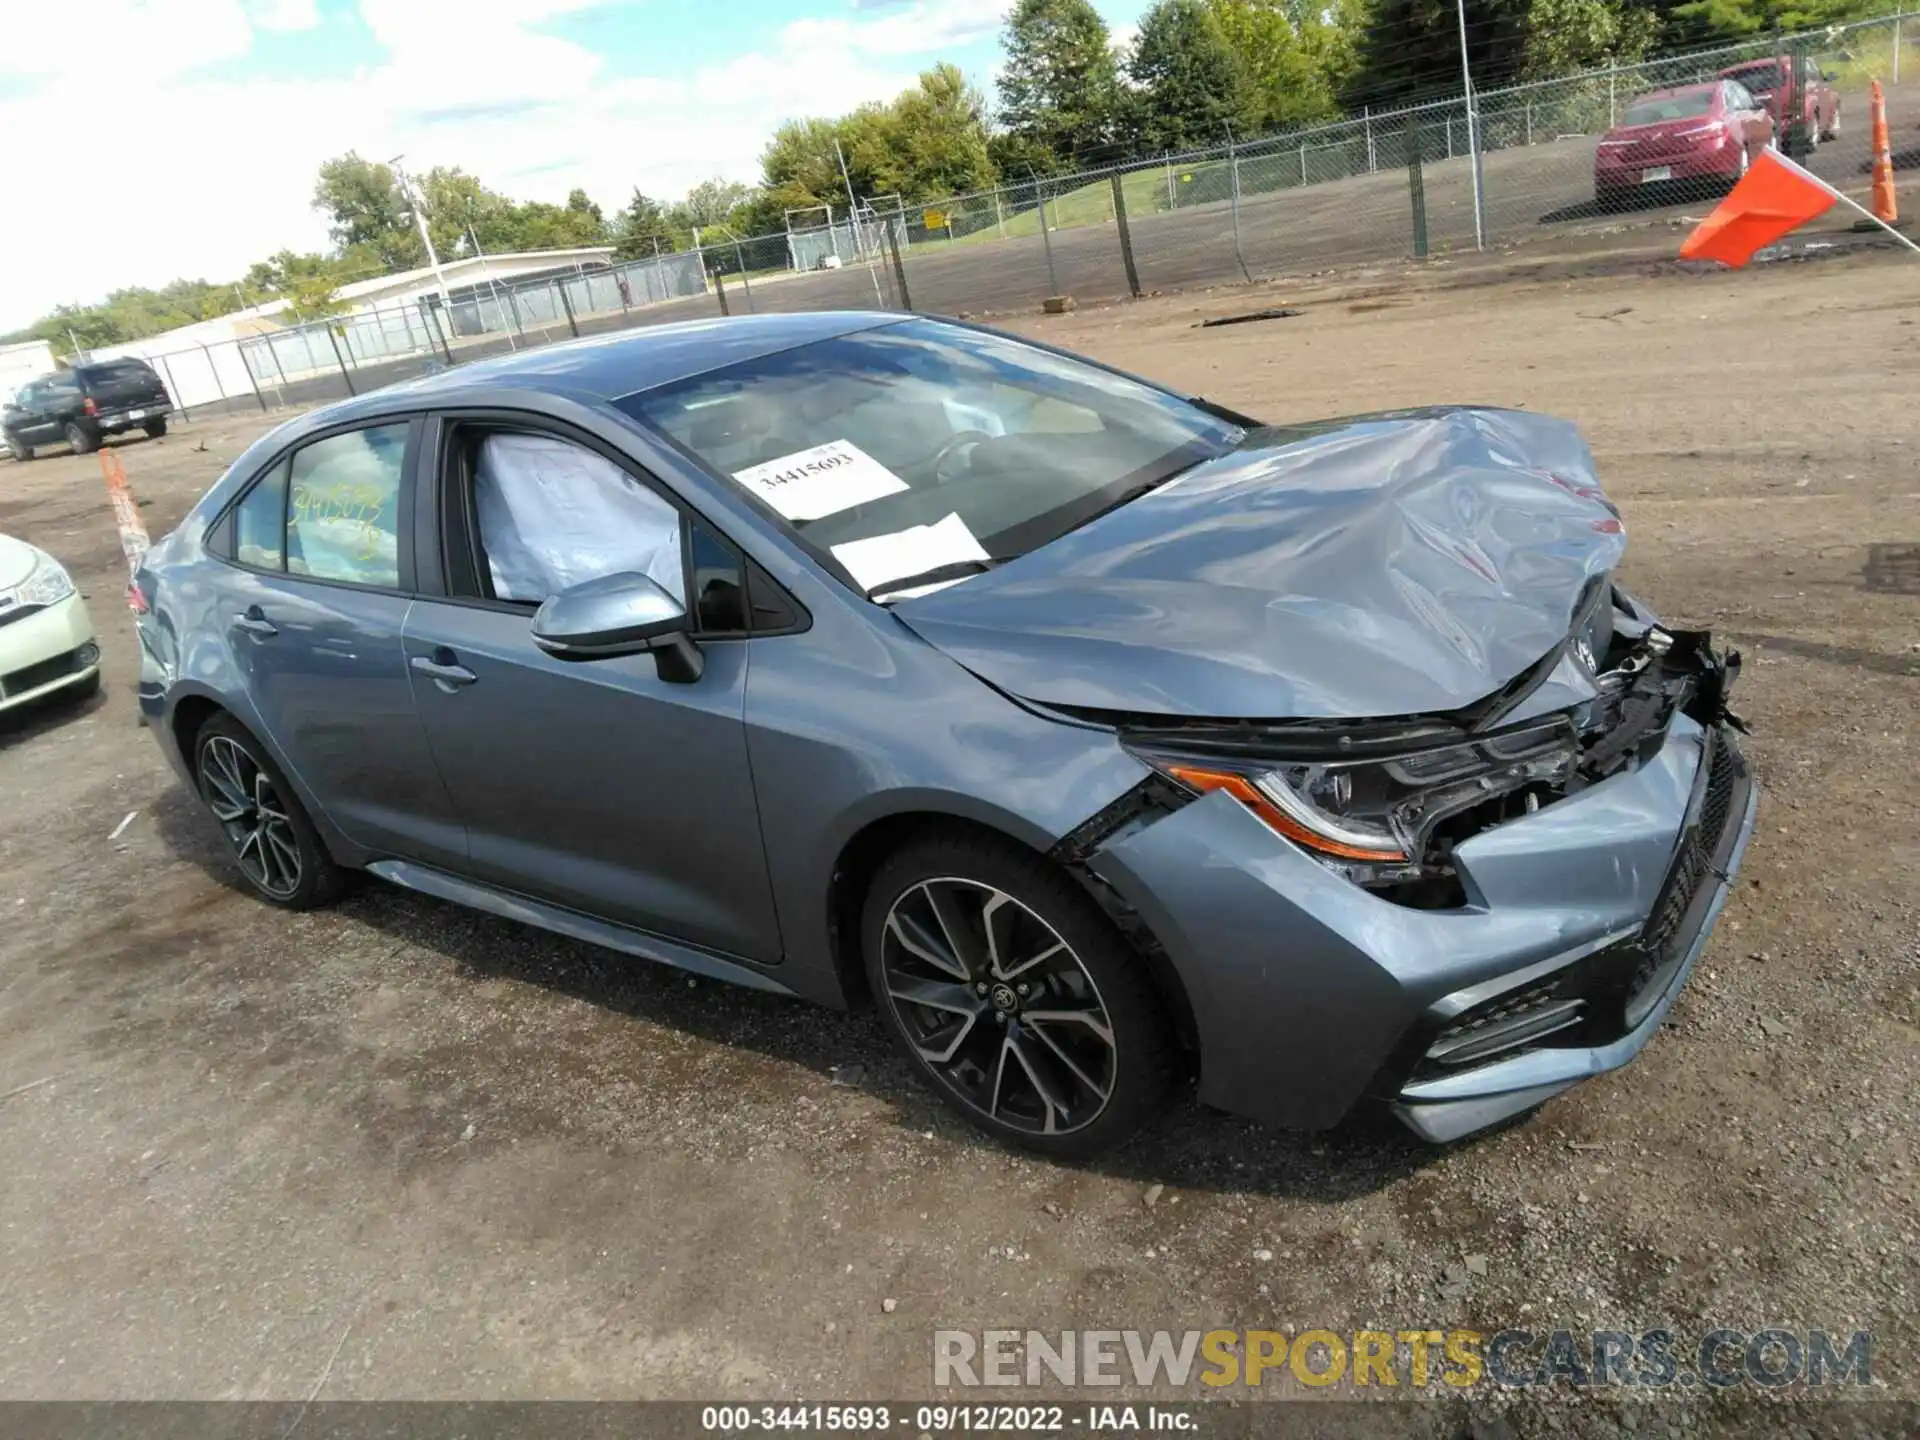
864, 834, 1171, 1157
194, 715, 345, 908
64, 422, 96, 455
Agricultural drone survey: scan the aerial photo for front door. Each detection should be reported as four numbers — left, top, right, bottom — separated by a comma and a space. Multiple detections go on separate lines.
403, 422, 782, 963
215, 418, 466, 868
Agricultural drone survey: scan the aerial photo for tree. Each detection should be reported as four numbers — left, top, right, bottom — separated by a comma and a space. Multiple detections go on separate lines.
1207, 0, 1357, 129
1521, 0, 1658, 76
1127, 0, 1258, 151
890, 64, 998, 198
678, 178, 755, 228
613, 190, 682, 259
1344, 0, 1531, 107
997, 0, 1124, 168
312, 153, 422, 269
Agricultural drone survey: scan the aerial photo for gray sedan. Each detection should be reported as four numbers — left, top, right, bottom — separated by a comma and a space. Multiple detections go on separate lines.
134, 313, 1757, 1157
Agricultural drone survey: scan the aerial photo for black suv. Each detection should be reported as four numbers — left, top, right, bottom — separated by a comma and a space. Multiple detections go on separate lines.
4, 359, 174, 461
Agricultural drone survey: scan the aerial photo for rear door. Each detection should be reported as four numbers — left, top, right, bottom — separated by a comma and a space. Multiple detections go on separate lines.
208, 416, 467, 867
401, 414, 784, 962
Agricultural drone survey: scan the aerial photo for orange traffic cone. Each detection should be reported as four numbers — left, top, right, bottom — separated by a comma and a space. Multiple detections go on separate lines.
1870, 79, 1900, 226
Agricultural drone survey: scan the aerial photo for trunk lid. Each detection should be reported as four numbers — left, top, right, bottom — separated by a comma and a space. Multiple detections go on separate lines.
77, 361, 169, 409
893, 406, 1626, 721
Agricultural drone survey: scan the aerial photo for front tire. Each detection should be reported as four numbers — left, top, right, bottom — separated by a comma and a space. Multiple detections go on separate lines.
64, 421, 97, 455
4, 431, 29, 462
862, 832, 1173, 1158
143, 417, 168, 438
193, 713, 346, 909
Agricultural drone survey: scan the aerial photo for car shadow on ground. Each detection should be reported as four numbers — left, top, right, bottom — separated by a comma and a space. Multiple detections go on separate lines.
0, 681, 106, 752
1537, 185, 1720, 226
148, 784, 1449, 1202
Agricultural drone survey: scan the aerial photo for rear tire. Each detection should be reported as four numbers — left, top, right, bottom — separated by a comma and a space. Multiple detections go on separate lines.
193, 712, 347, 910
4, 431, 29, 462
143, 418, 168, 438
64, 422, 97, 455
862, 831, 1173, 1158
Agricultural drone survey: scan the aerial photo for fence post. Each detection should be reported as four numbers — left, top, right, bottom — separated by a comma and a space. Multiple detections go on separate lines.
1365, 107, 1376, 171
1037, 180, 1061, 297
1892, 16, 1900, 84
323, 324, 356, 396
1165, 155, 1175, 208
732, 239, 754, 312
1406, 116, 1430, 260
555, 280, 580, 338
154, 354, 189, 421
233, 342, 269, 413
1608, 68, 1617, 126
1228, 140, 1252, 283
1446, 115, 1453, 158
196, 344, 229, 410
1299, 141, 1308, 184
994, 189, 1006, 237
712, 261, 731, 317
1110, 173, 1142, 299
426, 304, 454, 364
1526, 99, 1534, 145
885, 223, 912, 310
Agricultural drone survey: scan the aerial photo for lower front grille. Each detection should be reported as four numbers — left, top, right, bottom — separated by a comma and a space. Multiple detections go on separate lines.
1, 645, 93, 699
1407, 726, 1750, 1081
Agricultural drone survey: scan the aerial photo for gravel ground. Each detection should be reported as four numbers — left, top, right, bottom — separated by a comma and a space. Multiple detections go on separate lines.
0, 246, 1915, 1435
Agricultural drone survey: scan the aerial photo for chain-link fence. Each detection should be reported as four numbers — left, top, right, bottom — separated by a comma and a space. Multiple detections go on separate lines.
119, 9, 1916, 423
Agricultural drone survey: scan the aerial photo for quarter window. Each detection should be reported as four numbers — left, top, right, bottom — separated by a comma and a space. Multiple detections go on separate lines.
234, 458, 289, 570
285, 424, 408, 588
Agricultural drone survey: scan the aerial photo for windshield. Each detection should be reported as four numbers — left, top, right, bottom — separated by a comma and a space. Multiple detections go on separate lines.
620, 318, 1244, 596
1623, 91, 1716, 125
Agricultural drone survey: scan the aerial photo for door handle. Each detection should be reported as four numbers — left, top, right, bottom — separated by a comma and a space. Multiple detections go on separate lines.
233, 606, 277, 637
410, 653, 478, 690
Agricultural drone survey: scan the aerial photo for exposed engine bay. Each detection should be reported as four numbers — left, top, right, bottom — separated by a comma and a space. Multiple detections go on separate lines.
1060, 585, 1747, 910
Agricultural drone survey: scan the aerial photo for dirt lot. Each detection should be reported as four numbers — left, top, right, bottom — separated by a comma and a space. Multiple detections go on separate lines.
1, 250, 1916, 1431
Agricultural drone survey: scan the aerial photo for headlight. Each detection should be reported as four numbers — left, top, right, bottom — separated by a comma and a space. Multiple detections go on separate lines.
14, 553, 75, 608
1132, 717, 1580, 875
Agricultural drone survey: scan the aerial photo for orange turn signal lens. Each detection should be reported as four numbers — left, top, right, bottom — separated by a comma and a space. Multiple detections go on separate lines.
1164, 763, 1409, 863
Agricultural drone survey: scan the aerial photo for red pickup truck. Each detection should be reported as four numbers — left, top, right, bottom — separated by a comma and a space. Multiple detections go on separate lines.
1718, 56, 1841, 149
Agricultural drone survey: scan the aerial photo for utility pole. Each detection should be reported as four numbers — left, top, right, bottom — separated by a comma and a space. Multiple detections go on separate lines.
466, 205, 516, 350
833, 137, 861, 259
1455, 0, 1487, 251
390, 155, 453, 307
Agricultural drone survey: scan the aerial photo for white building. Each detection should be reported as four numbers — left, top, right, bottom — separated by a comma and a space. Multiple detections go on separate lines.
1, 339, 56, 401
83, 246, 673, 412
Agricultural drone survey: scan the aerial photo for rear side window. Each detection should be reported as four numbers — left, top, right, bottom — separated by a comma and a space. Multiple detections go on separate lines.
234, 459, 289, 570
286, 424, 409, 588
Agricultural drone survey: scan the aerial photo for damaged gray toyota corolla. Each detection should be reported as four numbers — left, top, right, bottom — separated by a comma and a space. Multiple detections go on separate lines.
135, 313, 1757, 1158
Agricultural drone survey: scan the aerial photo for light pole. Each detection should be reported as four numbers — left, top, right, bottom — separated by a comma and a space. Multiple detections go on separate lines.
1455, 0, 1487, 250
389, 154, 453, 307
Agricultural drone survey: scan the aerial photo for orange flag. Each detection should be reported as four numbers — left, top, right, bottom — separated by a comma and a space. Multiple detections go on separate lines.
1679, 150, 1838, 268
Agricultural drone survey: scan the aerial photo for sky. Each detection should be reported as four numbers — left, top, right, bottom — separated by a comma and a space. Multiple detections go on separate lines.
0, 0, 1142, 331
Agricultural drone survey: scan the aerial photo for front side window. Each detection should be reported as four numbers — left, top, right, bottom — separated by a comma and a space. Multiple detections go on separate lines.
285, 423, 408, 587
620, 318, 1243, 596
472, 432, 685, 605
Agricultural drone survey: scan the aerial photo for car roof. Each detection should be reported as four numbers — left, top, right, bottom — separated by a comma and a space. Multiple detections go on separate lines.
1719, 59, 1782, 73
314, 310, 907, 424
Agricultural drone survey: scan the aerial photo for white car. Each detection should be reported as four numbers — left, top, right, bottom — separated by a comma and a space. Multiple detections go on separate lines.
0, 534, 99, 712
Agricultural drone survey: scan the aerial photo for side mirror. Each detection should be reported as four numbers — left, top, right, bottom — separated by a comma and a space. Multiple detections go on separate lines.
531, 571, 704, 682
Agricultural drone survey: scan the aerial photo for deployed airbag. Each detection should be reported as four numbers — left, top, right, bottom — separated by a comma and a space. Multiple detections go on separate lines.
476, 434, 684, 603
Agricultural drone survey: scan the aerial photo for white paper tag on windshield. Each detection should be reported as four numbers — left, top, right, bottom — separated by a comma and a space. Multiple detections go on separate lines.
732, 439, 907, 522
830, 512, 990, 595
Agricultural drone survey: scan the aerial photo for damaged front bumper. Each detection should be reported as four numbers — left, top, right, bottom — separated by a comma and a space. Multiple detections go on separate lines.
1079, 637, 1758, 1143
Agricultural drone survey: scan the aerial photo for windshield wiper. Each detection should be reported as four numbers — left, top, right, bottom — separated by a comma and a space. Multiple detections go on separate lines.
867, 558, 1001, 601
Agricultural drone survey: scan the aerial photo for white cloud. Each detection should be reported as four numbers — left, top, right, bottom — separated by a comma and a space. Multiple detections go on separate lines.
0, 0, 1009, 331
246, 0, 322, 30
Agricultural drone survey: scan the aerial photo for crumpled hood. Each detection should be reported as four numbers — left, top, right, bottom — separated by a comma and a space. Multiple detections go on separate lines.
0, 534, 41, 592
894, 407, 1627, 721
